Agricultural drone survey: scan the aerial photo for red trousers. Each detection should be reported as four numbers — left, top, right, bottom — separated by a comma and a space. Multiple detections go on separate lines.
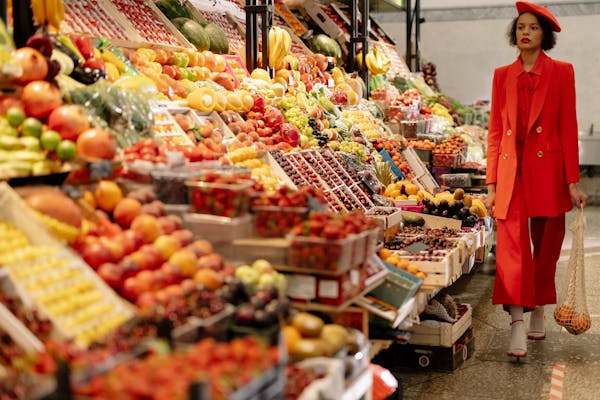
493, 172, 566, 309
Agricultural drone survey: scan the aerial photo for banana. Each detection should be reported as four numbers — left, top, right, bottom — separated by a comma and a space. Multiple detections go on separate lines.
100, 49, 127, 73
30, 0, 46, 26
47, 0, 65, 31
274, 27, 287, 68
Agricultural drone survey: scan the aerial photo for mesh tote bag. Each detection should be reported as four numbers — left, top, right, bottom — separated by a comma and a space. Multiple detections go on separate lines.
553, 208, 591, 335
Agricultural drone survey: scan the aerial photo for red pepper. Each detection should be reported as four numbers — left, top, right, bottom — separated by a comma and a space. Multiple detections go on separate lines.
74, 34, 95, 60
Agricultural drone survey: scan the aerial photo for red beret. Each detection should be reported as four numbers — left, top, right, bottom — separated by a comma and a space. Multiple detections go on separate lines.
516, 2, 561, 32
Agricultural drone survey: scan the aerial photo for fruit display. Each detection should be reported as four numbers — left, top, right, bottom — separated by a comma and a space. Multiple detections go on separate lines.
285, 364, 325, 400
378, 248, 427, 280
73, 336, 280, 399
235, 259, 287, 294
186, 170, 254, 217
233, 284, 290, 337
382, 180, 423, 203
0, 216, 132, 347
282, 313, 349, 360
0, 293, 53, 341
251, 186, 326, 237
287, 211, 378, 272
108, 0, 183, 47
61, 0, 130, 40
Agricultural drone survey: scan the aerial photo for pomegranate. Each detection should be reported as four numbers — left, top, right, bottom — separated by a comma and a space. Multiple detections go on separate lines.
47, 105, 91, 141
12, 47, 48, 85
76, 128, 117, 160
20, 80, 62, 119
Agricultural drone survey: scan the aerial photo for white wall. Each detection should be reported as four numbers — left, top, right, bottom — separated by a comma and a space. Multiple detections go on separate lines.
376, 13, 600, 132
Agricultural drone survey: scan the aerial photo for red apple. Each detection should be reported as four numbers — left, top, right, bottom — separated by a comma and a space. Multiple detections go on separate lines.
122, 277, 142, 301
171, 229, 194, 247
81, 241, 113, 270
118, 256, 141, 279
99, 237, 125, 263
160, 263, 184, 285
157, 215, 182, 234
140, 244, 164, 270
47, 105, 91, 141
197, 253, 224, 271
123, 229, 144, 253
97, 262, 124, 290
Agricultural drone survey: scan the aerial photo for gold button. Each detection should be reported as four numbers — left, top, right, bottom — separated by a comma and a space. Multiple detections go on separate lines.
536, 126, 542, 133
506, 129, 512, 136
502, 153, 508, 160
537, 151, 544, 157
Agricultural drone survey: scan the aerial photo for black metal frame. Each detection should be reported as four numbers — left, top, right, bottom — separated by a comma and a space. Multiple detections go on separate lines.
405, 0, 422, 72
245, 0, 274, 76
347, 0, 370, 97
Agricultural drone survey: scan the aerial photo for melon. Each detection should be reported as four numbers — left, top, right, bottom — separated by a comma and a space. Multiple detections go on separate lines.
179, 20, 210, 52
307, 34, 342, 61
204, 23, 229, 54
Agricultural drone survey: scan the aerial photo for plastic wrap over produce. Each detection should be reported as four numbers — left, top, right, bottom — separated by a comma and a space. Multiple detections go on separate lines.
66, 80, 154, 147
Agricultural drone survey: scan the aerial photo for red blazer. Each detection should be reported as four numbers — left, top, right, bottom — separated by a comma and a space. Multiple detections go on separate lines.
486, 51, 580, 219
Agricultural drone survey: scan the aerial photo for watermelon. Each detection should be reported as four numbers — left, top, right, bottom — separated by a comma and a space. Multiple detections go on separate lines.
307, 34, 342, 61
171, 17, 192, 30
155, 0, 193, 19
204, 23, 229, 54
179, 19, 210, 51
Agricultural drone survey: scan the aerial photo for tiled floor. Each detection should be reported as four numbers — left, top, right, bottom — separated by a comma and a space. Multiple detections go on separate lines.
378, 206, 600, 400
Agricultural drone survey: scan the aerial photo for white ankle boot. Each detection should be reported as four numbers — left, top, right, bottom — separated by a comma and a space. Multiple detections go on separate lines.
528, 306, 546, 340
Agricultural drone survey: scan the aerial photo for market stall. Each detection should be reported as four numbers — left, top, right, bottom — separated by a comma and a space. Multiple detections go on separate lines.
0, 0, 494, 397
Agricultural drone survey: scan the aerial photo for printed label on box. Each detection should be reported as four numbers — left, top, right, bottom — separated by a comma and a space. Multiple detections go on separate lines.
286, 275, 317, 300
318, 279, 340, 299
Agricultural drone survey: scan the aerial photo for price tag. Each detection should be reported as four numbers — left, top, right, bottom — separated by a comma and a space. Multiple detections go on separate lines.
88, 160, 114, 180
327, 78, 335, 88
308, 195, 328, 212
288, 75, 294, 85
402, 240, 429, 254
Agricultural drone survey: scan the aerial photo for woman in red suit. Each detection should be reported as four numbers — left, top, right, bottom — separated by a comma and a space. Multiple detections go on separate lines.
485, 1, 588, 359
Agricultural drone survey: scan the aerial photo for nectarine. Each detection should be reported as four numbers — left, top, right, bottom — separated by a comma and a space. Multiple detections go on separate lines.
154, 234, 181, 259
131, 214, 163, 243
169, 249, 198, 277
113, 198, 142, 228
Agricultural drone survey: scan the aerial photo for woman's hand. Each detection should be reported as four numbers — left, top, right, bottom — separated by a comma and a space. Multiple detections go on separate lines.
484, 184, 496, 216
569, 183, 588, 209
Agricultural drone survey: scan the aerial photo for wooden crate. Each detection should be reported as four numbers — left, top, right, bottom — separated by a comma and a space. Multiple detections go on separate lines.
408, 304, 472, 347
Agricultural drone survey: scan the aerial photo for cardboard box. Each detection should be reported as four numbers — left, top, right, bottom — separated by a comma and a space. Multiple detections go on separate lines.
408, 304, 472, 347
375, 327, 475, 371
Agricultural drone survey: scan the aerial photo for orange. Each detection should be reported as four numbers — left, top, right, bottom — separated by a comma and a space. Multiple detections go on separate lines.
94, 180, 123, 212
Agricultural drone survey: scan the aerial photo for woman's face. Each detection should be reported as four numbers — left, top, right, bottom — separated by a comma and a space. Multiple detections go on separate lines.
516, 13, 544, 51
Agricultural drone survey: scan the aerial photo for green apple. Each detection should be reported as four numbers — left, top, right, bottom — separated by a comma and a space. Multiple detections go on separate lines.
5, 107, 25, 128
252, 259, 273, 274
235, 265, 260, 285
56, 140, 77, 161
258, 273, 276, 289
21, 117, 43, 138
40, 130, 62, 151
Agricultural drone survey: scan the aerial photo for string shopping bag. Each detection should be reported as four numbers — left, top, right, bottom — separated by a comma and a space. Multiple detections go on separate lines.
553, 207, 591, 335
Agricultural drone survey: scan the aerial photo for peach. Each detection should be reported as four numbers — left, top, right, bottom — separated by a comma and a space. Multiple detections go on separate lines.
171, 229, 194, 247
131, 214, 163, 243
113, 198, 142, 228
94, 180, 123, 212
169, 249, 198, 277
153, 234, 181, 259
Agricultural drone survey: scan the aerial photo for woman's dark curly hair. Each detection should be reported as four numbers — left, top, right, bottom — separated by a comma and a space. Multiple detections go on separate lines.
508, 13, 557, 50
